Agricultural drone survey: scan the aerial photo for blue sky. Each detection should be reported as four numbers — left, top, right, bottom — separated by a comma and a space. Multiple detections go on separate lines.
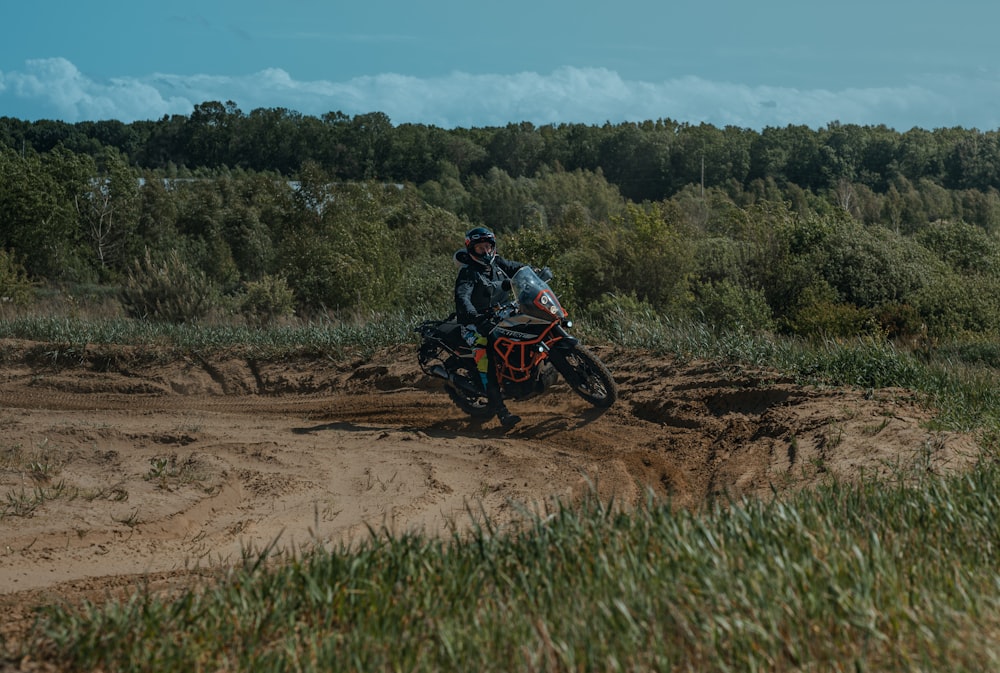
2, 0, 999, 131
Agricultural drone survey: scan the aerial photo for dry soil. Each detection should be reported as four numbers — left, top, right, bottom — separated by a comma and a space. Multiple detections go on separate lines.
0, 339, 980, 655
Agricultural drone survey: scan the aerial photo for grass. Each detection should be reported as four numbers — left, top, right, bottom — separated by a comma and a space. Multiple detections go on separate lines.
0, 312, 420, 363
4, 310, 1000, 670
0, 439, 75, 520
587, 305, 1000, 435
12, 467, 1000, 672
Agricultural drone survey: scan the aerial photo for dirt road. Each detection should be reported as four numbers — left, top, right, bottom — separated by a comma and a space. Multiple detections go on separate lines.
0, 340, 979, 645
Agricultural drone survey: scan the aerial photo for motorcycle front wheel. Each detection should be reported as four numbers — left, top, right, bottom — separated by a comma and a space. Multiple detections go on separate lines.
548, 345, 618, 408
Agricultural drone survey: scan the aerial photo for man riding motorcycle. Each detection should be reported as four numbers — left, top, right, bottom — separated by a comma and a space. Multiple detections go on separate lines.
416, 228, 615, 425
454, 226, 526, 428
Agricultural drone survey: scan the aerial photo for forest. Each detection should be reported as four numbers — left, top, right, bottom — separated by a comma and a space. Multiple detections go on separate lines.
3, 100, 1000, 341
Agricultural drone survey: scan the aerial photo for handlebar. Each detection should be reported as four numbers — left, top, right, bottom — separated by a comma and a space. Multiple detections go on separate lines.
486, 302, 518, 321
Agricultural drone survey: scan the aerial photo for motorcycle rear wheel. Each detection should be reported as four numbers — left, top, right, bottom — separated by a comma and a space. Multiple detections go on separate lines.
445, 366, 494, 420
549, 345, 617, 408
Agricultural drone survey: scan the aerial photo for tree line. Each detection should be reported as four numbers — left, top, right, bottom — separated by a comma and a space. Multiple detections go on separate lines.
3, 103, 1000, 341
4, 102, 1000, 213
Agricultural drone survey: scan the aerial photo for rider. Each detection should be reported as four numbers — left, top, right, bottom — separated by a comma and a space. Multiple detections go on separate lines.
454, 226, 526, 428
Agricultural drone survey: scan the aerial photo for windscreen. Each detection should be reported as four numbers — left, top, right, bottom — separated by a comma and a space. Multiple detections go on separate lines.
510, 267, 567, 322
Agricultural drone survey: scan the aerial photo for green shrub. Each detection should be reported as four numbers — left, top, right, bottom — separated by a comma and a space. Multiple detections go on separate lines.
816, 219, 948, 308
911, 272, 1000, 337
691, 279, 774, 332
581, 291, 659, 326
277, 182, 403, 314
120, 249, 218, 323
0, 248, 33, 307
238, 274, 295, 326
789, 300, 880, 340
873, 301, 924, 340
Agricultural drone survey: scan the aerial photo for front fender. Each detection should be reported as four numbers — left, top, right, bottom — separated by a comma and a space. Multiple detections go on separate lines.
549, 324, 579, 350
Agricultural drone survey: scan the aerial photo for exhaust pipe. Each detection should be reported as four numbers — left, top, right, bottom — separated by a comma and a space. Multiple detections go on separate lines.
428, 364, 483, 397
452, 378, 484, 396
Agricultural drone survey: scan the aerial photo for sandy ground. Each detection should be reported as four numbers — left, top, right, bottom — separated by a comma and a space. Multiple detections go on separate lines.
0, 339, 982, 653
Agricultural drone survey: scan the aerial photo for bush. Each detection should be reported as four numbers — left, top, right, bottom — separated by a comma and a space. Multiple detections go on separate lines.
691, 279, 774, 332
816, 219, 947, 308
277, 182, 403, 314
238, 274, 295, 326
873, 302, 924, 340
0, 249, 33, 307
912, 272, 1000, 337
120, 249, 218, 323
581, 291, 659, 326
788, 300, 880, 340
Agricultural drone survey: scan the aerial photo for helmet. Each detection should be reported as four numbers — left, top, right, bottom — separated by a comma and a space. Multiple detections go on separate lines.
465, 227, 496, 265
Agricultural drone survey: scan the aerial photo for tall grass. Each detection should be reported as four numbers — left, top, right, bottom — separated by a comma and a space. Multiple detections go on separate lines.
0, 312, 419, 360
16, 464, 1000, 672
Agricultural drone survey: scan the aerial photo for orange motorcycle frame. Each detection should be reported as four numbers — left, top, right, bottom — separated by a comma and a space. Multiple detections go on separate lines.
492, 320, 564, 384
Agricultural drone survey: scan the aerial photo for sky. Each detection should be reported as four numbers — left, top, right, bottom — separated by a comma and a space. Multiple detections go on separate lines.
2, 0, 1000, 132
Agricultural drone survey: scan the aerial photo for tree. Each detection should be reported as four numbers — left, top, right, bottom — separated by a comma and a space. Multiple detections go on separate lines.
238, 107, 311, 174
486, 122, 546, 178
597, 122, 672, 202
464, 167, 536, 232
345, 112, 394, 180
0, 147, 93, 280
670, 123, 752, 195
814, 218, 947, 309
748, 125, 823, 190
913, 218, 1000, 276
384, 123, 438, 184
75, 148, 140, 276
277, 169, 403, 313
184, 100, 242, 169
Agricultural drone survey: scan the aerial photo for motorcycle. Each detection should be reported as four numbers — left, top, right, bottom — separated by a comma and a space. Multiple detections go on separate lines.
415, 266, 617, 420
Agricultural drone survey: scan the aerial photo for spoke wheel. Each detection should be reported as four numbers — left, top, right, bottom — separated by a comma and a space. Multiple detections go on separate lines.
549, 345, 617, 407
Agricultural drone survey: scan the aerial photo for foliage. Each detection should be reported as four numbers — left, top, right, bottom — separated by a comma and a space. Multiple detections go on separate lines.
75, 147, 141, 278
276, 175, 405, 314
691, 278, 775, 332
120, 248, 219, 323
11, 109, 1000, 346
811, 219, 945, 309
238, 274, 295, 326
0, 248, 32, 306
577, 291, 659, 328
913, 218, 1000, 275
0, 147, 95, 281
13, 108, 1000, 230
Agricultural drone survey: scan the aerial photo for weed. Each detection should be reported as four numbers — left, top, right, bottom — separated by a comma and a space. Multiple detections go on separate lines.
861, 418, 891, 436
113, 508, 140, 528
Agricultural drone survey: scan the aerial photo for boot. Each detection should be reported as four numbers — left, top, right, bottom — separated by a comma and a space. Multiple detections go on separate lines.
497, 405, 521, 428
486, 378, 520, 428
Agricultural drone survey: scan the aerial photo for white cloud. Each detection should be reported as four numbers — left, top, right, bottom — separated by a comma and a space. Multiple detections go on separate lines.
2, 57, 999, 131
1, 58, 194, 122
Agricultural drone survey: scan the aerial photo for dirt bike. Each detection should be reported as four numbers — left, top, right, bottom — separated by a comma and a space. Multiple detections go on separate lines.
415, 266, 617, 420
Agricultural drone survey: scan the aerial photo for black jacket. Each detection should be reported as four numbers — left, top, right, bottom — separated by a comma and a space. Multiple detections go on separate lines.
454, 251, 525, 329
